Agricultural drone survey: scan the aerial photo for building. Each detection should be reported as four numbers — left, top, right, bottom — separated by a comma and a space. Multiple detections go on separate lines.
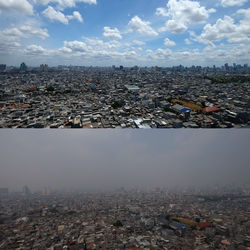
125, 85, 140, 92
40, 64, 48, 72
0, 64, 6, 72
20, 62, 28, 72
23, 185, 31, 195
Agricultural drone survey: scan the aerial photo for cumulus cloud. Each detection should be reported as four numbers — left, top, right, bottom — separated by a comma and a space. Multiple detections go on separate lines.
34, 0, 96, 9
133, 40, 145, 46
1, 24, 49, 40
0, 21, 49, 55
157, 0, 215, 33
62, 40, 88, 53
56, 38, 138, 65
68, 11, 83, 22
84, 38, 121, 50
25, 45, 47, 55
43, 6, 83, 24
43, 6, 68, 24
221, 0, 248, 7
185, 38, 192, 45
103, 27, 122, 40
128, 16, 158, 36
195, 9, 250, 46
0, 36, 21, 54
0, 0, 34, 15
164, 38, 176, 46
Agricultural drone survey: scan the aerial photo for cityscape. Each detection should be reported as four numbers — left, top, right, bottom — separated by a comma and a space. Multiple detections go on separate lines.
0, 131, 250, 250
1, 0, 250, 249
1, 185, 250, 249
0, 63, 249, 128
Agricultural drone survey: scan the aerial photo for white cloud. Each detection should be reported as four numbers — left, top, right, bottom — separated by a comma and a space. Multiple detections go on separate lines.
34, 0, 96, 9
221, 0, 248, 7
156, 7, 168, 17
103, 27, 122, 40
43, 6, 69, 24
128, 16, 158, 36
1, 25, 49, 40
56, 38, 139, 65
25, 45, 47, 55
133, 40, 145, 46
67, 11, 83, 22
84, 38, 121, 50
185, 38, 192, 44
164, 38, 176, 46
157, 0, 215, 33
62, 40, 89, 53
43, 6, 83, 24
0, 0, 34, 15
195, 10, 250, 45
0, 34, 21, 54
0, 21, 49, 55
20, 25, 49, 39
159, 20, 187, 33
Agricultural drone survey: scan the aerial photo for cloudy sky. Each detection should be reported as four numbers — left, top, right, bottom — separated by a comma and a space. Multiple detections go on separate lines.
0, 0, 249, 66
0, 130, 249, 192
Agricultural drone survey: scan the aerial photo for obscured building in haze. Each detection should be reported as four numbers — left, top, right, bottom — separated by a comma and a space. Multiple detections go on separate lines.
23, 185, 31, 195
0, 188, 8, 195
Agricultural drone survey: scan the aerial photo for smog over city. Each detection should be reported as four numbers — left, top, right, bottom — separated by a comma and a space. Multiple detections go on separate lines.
0, 130, 249, 192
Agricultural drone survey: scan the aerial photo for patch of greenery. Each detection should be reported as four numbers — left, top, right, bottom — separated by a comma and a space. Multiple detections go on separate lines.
113, 220, 123, 227
111, 101, 122, 109
46, 86, 55, 92
205, 76, 250, 84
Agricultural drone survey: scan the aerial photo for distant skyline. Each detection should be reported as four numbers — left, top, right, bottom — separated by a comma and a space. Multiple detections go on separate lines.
0, 130, 249, 192
0, 0, 249, 66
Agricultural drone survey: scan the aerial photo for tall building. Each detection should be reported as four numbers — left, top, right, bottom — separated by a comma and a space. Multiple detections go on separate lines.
20, 62, 27, 72
0, 64, 6, 72
43, 186, 51, 196
23, 185, 31, 195
40, 64, 48, 72
225, 63, 229, 71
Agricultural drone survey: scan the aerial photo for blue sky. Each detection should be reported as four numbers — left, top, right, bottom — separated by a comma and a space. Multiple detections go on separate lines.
0, 0, 249, 66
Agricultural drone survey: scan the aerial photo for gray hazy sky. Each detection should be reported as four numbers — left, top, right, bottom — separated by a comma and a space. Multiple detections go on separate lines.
0, 130, 249, 191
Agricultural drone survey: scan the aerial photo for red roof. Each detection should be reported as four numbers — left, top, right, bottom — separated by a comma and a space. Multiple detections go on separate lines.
203, 107, 220, 113
198, 221, 212, 229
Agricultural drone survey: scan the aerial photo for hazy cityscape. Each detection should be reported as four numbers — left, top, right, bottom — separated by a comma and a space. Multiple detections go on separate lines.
0, 63, 249, 129
1, 131, 250, 249
1, 186, 250, 250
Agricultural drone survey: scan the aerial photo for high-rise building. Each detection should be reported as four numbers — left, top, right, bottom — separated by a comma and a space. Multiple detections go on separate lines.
20, 62, 27, 72
43, 187, 51, 196
224, 63, 229, 71
23, 185, 31, 195
40, 64, 48, 72
0, 64, 6, 72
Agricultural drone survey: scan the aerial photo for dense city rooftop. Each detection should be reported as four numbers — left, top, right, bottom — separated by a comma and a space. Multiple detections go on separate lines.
0, 64, 249, 128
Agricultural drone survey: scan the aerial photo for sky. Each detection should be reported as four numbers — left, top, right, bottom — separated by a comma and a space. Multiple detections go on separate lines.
0, 0, 249, 66
0, 130, 249, 192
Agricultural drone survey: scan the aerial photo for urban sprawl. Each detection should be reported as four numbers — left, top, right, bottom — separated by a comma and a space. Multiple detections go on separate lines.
0, 186, 250, 249
0, 63, 249, 128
